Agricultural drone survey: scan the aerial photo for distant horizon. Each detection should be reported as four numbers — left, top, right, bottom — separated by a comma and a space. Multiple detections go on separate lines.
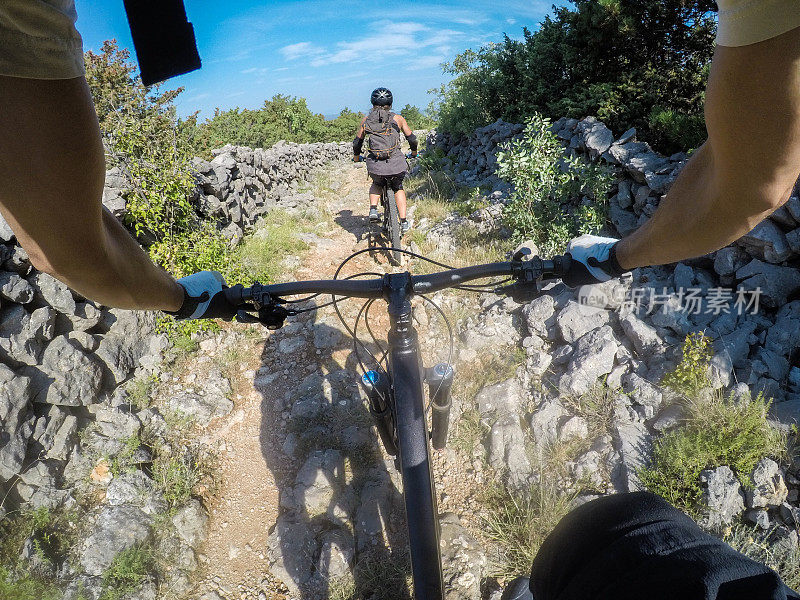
74, 0, 570, 121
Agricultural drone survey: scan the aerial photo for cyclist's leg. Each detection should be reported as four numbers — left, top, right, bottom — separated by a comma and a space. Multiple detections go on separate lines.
368, 173, 382, 209
391, 174, 407, 220
0, 75, 183, 311
369, 185, 382, 207
616, 25, 800, 269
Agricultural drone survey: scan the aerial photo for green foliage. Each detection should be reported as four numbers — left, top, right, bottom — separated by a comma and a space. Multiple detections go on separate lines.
398, 104, 437, 130
482, 480, 576, 579
84, 40, 244, 287
235, 210, 310, 284
187, 97, 364, 155
639, 392, 786, 515
452, 187, 489, 216
662, 332, 713, 397
432, 0, 716, 153
99, 543, 154, 600
109, 435, 142, 476
649, 106, 707, 153
0, 568, 63, 600
125, 375, 158, 410
0, 507, 81, 597
496, 114, 613, 252
416, 147, 448, 173
152, 448, 202, 508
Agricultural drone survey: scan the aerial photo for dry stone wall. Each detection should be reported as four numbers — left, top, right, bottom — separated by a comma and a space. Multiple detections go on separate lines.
0, 139, 350, 600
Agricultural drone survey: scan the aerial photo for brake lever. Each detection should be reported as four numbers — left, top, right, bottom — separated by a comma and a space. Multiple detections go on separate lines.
233, 283, 296, 330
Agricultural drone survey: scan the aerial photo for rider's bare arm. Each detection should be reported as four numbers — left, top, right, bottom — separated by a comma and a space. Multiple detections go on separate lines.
353, 117, 367, 159
0, 75, 184, 311
394, 115, 418, 155
616, 27, 800, 270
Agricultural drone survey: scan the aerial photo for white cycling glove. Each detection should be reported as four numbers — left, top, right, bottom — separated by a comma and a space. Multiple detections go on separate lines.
164, 271, 238, 321
563, 234, 629, 288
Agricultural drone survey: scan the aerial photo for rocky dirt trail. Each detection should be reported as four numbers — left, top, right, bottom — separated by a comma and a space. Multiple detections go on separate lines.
188, 161, 488, 600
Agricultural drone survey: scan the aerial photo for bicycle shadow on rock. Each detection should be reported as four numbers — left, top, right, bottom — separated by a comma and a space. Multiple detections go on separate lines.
256, 308, 414, 600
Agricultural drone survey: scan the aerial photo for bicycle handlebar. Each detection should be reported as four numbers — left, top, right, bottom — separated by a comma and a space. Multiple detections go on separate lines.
224, 254, 570, 308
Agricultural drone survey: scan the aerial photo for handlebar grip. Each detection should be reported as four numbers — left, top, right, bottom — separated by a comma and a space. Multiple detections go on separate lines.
554, 254, 571, 277
224, 284, 247, 306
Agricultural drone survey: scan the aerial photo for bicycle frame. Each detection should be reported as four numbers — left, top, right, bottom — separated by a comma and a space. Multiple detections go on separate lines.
224, 254, 571, 600
384, 271, 444, 599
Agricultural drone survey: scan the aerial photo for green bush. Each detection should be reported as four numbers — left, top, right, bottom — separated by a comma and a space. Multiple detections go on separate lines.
482, 480, 576, 579
431, 0, 717, 153
85, 41, 245, 287
724, 524, 800, 590
186, 97, 364, 156
100, 543, 154, 600
0, 568, 63, 600
662, 332, 713, 397
235, 210, 310, 284
639, 392, 786, 516
496, 114, 613, 252
649, 106, 707, 153
0, 507, 81, 598
152, 448, 202, 509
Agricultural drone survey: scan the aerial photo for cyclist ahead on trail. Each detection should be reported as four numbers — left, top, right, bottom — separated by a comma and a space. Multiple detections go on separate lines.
352, 88, 418, 234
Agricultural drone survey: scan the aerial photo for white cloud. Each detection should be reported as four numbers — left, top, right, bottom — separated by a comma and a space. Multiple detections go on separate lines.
241, 67, 270, 75
308, 22, 464, 67
506, 18, 517, 25
280, 41, 325, 60
407, 55, 447, 71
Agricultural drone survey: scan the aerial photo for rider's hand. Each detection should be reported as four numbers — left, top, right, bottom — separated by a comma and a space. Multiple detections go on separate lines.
562, 234, 629, 287
164, 271, 240, 321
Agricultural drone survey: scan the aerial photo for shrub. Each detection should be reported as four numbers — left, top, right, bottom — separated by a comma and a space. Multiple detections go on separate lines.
0, 568, 63, 600
724, 524, 800, 590
152, 446, 203, 508
235, 210, 310, 284
639, 392, 786, 515
85, 41, 246, 288
482, 480, 575, 579
662, 332, 713, 397
496, 114, 613, 252
398, 104, 437, 130
0, 507, 81, 597
100, 543, 155, 600
186, 97, 365, 156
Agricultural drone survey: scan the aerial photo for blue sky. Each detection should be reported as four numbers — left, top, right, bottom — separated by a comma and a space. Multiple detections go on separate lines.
74, 0, 571, 120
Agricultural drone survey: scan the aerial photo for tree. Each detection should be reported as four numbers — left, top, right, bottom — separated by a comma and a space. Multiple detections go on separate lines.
187, 96, 365, 155
399, 104, 437, 130
434, 0, 717, 152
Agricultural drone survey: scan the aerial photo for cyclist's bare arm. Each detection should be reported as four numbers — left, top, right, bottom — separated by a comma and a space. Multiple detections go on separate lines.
616, 27, 800, 269
356, 116, 367, 139
0, 75, 184, 311
395, 114, 414, 138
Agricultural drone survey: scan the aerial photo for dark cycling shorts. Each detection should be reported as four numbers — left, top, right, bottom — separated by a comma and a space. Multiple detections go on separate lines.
369, 172, 406, 192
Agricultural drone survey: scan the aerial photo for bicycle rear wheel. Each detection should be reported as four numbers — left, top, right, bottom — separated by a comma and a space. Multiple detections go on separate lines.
385, 188, 402, 266
391, 350, 443, 599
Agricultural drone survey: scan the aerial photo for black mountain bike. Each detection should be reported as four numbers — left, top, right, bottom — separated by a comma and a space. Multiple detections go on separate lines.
225, 248, 570, 599
358, 153, 415, 266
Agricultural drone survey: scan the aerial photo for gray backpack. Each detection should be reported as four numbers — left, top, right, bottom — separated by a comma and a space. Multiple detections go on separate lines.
364, 107, 401, 160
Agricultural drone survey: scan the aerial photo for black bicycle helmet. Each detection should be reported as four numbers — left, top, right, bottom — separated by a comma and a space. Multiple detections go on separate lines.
371, 87, 393, 106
